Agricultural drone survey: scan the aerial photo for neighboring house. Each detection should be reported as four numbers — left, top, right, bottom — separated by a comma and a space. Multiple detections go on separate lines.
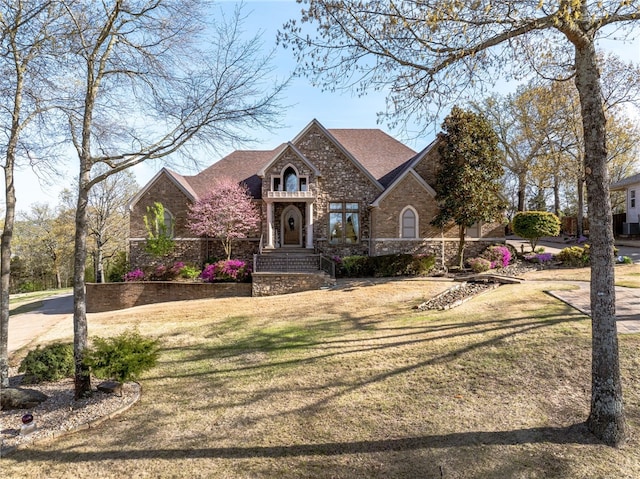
611, 173, 640, 235
129, 119, 505, 268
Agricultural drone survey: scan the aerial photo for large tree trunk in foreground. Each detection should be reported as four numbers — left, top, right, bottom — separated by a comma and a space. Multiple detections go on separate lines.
0, 165, 16, 388
575, 41, 625, 446
73, 178, 92, 399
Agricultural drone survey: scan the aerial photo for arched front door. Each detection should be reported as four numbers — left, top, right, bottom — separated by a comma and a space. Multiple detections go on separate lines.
281, 205, 303, 247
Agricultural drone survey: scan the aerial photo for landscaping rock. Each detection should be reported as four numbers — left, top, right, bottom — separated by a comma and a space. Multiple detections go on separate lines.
416, 281, 499, 311
1, 387, 48, 410
97, 380, 123, 395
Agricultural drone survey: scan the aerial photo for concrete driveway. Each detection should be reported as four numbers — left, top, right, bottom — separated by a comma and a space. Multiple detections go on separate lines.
8, 293, 73, 356
507, 236, 640, 264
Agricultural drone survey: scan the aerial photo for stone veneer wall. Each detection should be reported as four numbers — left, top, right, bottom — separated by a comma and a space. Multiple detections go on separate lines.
86, 282, 252, 312
371, 238, 504, 267
291, 124, 383, 258
252, 272, 335, 297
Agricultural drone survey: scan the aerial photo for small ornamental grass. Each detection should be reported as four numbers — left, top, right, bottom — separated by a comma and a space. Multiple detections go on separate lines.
83, 330, 160, 383
18, 343, 75, 384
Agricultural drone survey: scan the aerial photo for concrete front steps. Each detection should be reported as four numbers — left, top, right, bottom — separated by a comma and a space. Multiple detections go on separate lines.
252, 248, 336, 296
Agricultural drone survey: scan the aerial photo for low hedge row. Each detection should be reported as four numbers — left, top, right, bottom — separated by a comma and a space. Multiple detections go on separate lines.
336, 253, 436, 278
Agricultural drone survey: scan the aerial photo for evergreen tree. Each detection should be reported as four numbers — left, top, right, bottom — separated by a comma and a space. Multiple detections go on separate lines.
432, 107, 506, 269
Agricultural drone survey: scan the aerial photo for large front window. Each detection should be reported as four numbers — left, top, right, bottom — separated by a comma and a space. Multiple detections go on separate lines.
329, 202, 359, 244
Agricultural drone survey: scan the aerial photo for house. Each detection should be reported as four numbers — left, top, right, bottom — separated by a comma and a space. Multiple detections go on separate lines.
611, 173, 640, 235
129, 119, 505, 269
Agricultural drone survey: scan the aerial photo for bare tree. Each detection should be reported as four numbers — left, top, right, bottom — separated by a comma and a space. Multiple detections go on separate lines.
280, 0, 640, 445
57, 0, 285, 398
0, 0, 66, 387
87, 167, 137, 283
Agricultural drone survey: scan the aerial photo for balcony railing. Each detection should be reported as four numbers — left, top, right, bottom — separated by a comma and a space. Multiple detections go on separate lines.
266, 190, 315, 199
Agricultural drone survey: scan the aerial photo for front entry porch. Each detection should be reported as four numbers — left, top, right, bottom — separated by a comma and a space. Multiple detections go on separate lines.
264, 199, 315, 250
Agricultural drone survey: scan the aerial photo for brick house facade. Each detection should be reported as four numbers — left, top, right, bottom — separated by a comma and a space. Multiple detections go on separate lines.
129, 119, 505, 267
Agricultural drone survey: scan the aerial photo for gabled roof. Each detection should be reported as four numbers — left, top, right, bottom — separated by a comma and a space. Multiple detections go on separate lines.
185, 148, 281, 200
256, 142, 322, 178
129, 167, 197, 210
611, 172, 640, 191
134, 119, 426, 204
327, 127, 418, 187
370, 139, 440, 207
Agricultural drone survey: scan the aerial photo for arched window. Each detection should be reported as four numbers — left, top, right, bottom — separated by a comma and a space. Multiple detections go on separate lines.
283, 166, 298, 192
401, 207, 417, 238
162, 209, 174, 238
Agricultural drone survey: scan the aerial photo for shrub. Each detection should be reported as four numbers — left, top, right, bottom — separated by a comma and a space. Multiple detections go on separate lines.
200, 259, 251, 282
337, 254, 436, 278
406, 254, 436, 276
123, 269, 145, 282
468, 257, 492, 273
556, 246, 590, 267
18, 343, 74, 384
179, 264, 201, 279
107, 251, 129, 283
511, 211, 561, 251
340, 255, 374, 277
481, 245, 512, 269
84, 330, 160, 383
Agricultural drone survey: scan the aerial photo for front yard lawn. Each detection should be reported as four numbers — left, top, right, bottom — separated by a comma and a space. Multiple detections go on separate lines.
4, 273, 640, 478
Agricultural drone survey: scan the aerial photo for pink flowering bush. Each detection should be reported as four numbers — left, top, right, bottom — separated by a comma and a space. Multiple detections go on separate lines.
123, 269, 145, 282
481, 245, 512, 269
200, 259, 251, 283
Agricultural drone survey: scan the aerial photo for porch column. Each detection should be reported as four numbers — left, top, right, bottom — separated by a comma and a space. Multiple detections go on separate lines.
266, 201, 275, 248
306, 202, 314, 249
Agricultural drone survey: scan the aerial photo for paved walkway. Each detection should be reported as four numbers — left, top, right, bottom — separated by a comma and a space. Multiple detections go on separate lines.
546, 282, 640, 334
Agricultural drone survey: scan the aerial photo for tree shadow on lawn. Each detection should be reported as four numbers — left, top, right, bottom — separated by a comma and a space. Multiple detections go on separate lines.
156, 304, 586, 381
149, 305, 588, 423
16, 423, 599, 464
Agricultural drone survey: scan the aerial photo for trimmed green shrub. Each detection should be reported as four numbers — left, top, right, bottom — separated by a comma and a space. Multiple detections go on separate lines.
338, 254, 436, 277
511, 211, 561, 251
468, 257, 492, 273
19, 343, 74, 384
84, 330, 160, 383
340, 255, 374, 277
556, 246, 590, 267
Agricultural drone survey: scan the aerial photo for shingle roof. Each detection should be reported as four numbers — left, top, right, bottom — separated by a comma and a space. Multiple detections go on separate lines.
611, 172, 640, 191
181, 124, 419, 199
327, 129, 417, 187
185, 147, 283, 200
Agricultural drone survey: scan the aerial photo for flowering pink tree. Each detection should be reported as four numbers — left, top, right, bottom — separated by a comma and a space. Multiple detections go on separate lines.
187, 178, 260, 260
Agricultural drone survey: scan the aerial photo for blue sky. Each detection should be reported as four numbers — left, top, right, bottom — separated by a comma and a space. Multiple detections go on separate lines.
13, 0, 640, 213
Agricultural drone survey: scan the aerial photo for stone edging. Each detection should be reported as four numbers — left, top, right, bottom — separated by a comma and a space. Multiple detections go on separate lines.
0, 382, 142, 458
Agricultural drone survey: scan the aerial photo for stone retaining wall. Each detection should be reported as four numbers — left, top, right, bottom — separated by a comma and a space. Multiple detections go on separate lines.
252, 272, 335, 297
86, 282, 252, 313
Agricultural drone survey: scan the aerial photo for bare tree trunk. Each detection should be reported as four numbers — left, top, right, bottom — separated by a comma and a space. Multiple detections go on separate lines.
577, 176, 585, 238
553, 175, 561, 217
517, 172, 527, 212
73, 174, 92, 399
575, 42, 625, 446
0, 165, 16, 388
456, 224, 466, 270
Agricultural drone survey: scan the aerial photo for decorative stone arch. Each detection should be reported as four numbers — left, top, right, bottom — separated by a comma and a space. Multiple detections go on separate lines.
281, 204, 303, 247
399, 205, 419, 239
272, 163, 308, 192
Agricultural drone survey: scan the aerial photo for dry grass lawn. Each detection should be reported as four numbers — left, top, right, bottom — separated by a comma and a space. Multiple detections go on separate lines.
3, 271, 640, 478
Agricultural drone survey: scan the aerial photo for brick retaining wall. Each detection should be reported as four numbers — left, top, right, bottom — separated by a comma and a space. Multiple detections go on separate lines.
87, 282, 252, 313
252, 272, 335, 297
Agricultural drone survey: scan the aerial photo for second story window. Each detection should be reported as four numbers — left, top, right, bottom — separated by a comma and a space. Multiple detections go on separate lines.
284, 167, 298, 192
